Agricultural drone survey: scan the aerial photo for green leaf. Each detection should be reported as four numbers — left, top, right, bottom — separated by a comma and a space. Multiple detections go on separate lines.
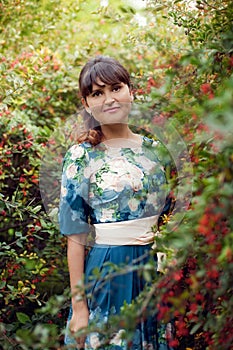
16, 312, 31, 324
15, 231, 22, 237
16, 240, 24, 248
190, 322, 203, 335
0, 280, 6, 289
32, 205, 42, 213
7, 284, 15, 291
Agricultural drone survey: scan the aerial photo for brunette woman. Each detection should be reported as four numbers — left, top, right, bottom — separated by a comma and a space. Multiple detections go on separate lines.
59, 56, 173, 349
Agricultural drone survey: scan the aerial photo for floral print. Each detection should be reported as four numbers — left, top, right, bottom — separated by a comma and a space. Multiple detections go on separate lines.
59, 136, 168, 234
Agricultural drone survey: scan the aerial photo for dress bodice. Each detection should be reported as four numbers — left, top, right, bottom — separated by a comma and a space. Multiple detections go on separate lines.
59, 136, 168, 235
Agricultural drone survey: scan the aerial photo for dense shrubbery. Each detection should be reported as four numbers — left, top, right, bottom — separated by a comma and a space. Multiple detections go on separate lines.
0, 0, 232, 349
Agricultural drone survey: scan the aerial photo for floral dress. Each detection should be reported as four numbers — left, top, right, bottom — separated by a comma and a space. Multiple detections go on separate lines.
59, 136, 173, 350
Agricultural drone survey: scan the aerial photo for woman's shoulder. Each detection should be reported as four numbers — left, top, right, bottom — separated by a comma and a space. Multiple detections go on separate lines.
64, 141, 93, 162
70, 141, 93, 150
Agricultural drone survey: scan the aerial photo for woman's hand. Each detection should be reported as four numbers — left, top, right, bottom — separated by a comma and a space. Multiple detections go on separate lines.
69, 302, 89, 349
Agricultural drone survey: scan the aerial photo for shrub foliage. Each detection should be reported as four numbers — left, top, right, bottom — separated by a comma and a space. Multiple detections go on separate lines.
0, 0, 232, 349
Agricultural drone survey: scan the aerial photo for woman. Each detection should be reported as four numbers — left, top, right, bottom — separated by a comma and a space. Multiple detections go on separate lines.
59, 56, 173, 349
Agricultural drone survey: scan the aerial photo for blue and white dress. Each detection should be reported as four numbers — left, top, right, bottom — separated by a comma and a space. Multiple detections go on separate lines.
59, 136, 173, 349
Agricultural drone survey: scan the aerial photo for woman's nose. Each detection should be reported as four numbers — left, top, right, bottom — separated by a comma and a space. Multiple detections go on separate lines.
104, 92, 115, 104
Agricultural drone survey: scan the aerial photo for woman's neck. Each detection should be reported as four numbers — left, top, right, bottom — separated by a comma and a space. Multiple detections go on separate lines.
101, 124, 134, 140
100, 124, 142, 147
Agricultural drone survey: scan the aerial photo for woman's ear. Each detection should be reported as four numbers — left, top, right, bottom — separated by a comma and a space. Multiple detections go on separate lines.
130, 91, 134, 102
81, 97, 92, 114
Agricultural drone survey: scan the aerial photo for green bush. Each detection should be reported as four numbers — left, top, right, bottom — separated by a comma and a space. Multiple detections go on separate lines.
0, 0, 232, 349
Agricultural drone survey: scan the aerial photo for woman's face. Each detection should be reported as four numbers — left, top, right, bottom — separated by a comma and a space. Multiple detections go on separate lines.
82, 78, 133, 125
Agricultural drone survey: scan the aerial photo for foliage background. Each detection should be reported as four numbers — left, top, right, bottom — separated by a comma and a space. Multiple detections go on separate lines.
0, 0, 232, 349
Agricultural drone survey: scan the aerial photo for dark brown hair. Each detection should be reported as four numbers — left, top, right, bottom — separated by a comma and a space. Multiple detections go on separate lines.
77, 56, 131, 145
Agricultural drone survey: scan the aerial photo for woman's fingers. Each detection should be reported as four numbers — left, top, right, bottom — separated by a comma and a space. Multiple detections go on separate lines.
70, 323, 87, 348
69, 307, 89, 348
76, 335, 85, 349
70, 329, 86, 348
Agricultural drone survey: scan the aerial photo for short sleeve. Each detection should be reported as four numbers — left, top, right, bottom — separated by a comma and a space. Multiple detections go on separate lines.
59, 143, 90, 236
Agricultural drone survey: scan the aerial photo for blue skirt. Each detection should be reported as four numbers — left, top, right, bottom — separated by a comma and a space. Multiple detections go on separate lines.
64, 244, 173, 349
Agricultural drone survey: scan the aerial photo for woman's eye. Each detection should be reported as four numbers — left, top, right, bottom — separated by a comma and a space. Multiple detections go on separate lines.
92, 91, 102, 97
112, 86, 121, 92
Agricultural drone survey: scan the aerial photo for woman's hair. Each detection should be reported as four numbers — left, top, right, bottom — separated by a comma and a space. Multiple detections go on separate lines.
77, 56, 131, 145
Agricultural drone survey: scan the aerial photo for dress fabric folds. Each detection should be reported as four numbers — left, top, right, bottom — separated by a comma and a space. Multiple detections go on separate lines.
59, 137, 173, 350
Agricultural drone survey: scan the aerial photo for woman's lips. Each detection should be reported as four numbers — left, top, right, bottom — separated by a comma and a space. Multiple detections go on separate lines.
103, 106, 120, 113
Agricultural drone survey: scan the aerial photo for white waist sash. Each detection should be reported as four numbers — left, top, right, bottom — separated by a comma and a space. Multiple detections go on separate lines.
94, 215, 159, 246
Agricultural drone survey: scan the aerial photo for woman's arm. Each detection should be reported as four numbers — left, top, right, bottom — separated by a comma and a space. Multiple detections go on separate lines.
67, 234, 89, 348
